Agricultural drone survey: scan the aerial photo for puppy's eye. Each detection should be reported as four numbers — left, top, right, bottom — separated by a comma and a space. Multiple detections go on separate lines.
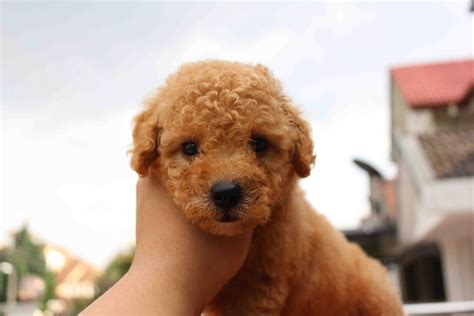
250, 137, 268, 154
182, 141, 199, 156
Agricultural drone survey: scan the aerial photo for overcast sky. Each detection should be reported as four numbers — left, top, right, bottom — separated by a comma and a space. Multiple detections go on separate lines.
1, 1, 472, 268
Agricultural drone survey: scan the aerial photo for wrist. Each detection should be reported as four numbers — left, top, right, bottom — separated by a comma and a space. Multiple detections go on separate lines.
82, 260, 201, 316
127, 256, 203, 316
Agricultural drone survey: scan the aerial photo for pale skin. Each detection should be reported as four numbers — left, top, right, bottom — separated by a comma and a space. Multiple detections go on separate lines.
81, 172, 253, 316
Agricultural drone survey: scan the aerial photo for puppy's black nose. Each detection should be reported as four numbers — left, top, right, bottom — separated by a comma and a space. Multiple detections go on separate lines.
211, 181, 243, 211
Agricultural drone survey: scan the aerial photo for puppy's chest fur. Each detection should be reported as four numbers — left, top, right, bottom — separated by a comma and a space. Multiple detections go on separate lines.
207, 187, 343, 315
206, 186, 403, 316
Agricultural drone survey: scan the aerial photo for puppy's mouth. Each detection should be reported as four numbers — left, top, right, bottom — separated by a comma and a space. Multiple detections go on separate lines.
219, 213, 241, 223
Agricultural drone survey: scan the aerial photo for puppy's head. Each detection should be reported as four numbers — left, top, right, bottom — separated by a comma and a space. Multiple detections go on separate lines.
130, 61, 315, 236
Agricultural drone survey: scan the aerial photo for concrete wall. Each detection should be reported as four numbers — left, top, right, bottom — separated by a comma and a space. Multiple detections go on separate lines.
397, 159, 418, 244
440, 235, 474, 301
432, 98, 474, 129
390, 82, 435, 142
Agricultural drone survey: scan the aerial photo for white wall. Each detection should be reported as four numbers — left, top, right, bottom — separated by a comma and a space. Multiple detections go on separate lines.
440, 235, 474, 301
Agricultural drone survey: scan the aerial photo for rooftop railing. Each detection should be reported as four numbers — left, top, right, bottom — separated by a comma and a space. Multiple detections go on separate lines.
404, 301, 474, 315
1, 301, 474, 315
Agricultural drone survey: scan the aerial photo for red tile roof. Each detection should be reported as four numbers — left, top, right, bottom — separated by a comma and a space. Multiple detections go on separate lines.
391, 59, 474, 109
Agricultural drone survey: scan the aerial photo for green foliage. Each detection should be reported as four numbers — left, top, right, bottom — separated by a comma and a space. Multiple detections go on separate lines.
95, 246, 134, 298
68, 298, 93, 315
10, 226, 47, 281
0, 249, 8, 302
0, 250, 8, 262
40, 270, 56, 310
2, 225, 56, 308
0, 273, 6, 303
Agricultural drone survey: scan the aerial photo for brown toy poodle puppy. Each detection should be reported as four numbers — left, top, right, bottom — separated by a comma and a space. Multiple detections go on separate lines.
130, 60, 403, 315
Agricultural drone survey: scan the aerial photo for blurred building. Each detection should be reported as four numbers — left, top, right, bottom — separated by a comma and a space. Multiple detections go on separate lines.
345, 160, 402, 292
44, 245, 99, 302
346, 59, 474, 303
391, 59, 474, 302
18, 275, 45, 301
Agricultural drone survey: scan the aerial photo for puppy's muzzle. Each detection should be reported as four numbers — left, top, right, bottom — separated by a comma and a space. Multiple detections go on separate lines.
210, 181, 243, 220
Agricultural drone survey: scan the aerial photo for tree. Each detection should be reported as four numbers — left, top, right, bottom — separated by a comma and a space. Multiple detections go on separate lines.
95, 246, 134, 298
6, 225, 56, 309
0, 249, 9, 302
10, 226, 47, 282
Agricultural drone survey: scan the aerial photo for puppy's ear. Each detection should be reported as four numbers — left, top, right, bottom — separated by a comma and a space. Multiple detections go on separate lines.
285, 104, 315, 178
130, 105, 161, 177
254, 63, 315, 177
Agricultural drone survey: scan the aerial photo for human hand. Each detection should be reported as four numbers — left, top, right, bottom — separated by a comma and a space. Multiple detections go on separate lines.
81, 172, 253, 315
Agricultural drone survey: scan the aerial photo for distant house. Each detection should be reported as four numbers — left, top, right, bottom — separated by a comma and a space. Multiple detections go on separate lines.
344, 159, 401, 291
346, 59, 474, 303
43, 245, 98, 301
390, 59, 474, 302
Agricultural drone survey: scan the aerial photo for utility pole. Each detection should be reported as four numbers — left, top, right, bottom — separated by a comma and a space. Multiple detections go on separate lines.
0, 262, 17, 305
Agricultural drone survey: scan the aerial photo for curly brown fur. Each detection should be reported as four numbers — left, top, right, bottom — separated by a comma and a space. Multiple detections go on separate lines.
130, 60, 403, 315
